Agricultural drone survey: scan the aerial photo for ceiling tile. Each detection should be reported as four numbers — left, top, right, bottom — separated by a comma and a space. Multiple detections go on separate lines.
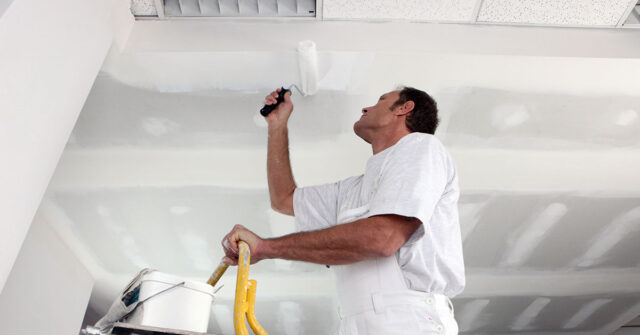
323, 0, 478, 22
130, 0, 158, 16
478, 0, 633, 26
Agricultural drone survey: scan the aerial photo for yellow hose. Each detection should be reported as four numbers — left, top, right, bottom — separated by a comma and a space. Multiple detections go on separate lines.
233, 241, 268, 335
247, 280, 268, 335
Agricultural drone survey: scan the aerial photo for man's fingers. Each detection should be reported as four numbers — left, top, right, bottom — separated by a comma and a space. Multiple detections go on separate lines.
265, 95, 281, 105
222, 256, 237, 266
222, 237, 238, 255
221, 235, 237, 254
264, 88, 293, 107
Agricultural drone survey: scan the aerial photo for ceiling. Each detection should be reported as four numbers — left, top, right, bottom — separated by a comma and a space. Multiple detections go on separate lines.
42, 12, 640, 335
130, 0, 640, 28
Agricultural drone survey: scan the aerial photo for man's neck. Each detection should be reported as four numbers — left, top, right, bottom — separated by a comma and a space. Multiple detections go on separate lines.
371, 130, 411, 155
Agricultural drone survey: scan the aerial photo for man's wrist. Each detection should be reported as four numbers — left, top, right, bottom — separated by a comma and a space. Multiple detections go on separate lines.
256, 238, 275, 260
268, 123, 288, 135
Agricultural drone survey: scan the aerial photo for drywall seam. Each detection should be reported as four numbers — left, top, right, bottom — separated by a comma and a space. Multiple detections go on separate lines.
598, 301, 640, 335
501, 203, 568, 267
457, 299, 490, 332
511, 297, 551, 331
572, 206, 640, 268
563, 298, 611, 329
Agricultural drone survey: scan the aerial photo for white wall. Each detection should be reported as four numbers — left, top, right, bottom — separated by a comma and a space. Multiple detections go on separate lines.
0, 209, 93, 335
0, 0, 133, 292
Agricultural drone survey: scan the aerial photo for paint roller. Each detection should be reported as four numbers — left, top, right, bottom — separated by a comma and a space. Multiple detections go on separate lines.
260, 40, 319, 117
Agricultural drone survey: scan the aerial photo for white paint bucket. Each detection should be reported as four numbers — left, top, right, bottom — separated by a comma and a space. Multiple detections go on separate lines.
126, 271, 215, 332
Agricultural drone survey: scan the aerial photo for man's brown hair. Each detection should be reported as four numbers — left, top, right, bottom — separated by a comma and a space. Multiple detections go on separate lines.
391, 86, 439, 134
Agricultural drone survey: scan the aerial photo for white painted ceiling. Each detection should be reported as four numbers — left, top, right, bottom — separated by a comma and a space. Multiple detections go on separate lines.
44, 17, 640, 335
130, 0, 640, 28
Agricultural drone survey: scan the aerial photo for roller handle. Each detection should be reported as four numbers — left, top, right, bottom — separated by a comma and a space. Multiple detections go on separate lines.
206, 261, 229, 287
260, 87, 290, 117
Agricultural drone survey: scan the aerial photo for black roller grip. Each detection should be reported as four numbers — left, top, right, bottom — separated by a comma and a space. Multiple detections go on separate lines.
260, 87, 291, 117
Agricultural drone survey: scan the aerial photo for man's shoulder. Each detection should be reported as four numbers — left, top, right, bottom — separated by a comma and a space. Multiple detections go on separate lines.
394, 133, 446, 155
403, 132, 441, 144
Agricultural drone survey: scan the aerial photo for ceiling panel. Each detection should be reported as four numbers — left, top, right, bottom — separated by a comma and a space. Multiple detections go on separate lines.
323, 0, 477, 22
478, 0, 634, 26
130, 0, 158, 16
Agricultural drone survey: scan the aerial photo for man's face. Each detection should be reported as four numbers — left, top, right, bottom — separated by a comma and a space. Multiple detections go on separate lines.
353, 90, 400, 141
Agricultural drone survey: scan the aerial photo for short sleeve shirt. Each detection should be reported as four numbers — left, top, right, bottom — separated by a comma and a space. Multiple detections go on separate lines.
293, 133, 465, 297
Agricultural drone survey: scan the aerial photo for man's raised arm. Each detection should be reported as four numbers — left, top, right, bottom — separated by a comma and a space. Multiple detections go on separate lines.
264, 88, 296, 216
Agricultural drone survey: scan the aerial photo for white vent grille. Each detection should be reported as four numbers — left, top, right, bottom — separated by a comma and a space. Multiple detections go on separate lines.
160, 0, 316, 17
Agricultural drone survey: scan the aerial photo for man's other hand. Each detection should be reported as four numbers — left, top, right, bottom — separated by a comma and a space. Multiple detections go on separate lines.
221, 224, 266, 265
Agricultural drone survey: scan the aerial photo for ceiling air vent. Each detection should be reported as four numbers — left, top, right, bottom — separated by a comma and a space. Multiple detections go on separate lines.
131, 0, 316, 18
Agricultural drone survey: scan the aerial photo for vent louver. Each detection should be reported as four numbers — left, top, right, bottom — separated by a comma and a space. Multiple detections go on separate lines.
161, 0, 316, 17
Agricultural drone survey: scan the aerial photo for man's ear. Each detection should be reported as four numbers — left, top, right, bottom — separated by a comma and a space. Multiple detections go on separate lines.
395, 101, 414, 116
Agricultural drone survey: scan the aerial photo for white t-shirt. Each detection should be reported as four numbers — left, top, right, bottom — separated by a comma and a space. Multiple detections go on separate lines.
293, 132, 465, 297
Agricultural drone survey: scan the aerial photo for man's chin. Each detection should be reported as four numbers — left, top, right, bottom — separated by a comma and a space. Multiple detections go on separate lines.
353, 123, 371, 143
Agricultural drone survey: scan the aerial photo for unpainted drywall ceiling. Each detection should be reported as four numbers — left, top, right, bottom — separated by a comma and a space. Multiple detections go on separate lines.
41, 21, 640, 335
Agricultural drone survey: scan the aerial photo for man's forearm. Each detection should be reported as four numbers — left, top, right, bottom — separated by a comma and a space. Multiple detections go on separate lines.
267, 126, 296, 214
260, 217, 396, 265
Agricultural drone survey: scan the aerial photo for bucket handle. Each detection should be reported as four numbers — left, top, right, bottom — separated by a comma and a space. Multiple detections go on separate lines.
117, 281, 186, 326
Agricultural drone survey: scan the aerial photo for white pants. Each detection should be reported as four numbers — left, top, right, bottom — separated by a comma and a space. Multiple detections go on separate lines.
334, 205, 459, 335
336, 290, 458, 335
